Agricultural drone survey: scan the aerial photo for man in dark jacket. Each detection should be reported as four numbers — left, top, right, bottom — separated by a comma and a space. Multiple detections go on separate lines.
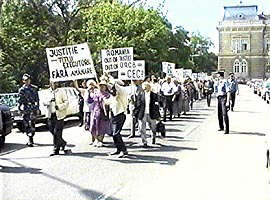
18, 74, 40, 147
133, 82, 160, 146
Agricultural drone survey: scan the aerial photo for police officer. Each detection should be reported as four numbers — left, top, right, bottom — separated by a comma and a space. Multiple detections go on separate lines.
228, 72, 239, 111
18, 74, 40, 147
215, 71, 230, 134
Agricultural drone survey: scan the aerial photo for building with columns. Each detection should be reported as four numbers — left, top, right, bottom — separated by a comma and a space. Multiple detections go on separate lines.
217, 4, 270, 79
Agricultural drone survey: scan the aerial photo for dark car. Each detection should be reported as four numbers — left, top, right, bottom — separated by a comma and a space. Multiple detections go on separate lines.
0, 104, 13, 147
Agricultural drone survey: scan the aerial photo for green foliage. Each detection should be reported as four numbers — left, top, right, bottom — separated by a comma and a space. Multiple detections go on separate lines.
0, 0, 217, 93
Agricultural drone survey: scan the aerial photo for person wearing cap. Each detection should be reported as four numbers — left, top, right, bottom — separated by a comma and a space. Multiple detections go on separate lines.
227, 72, 239, 111
44, 82, 69, 156
88, 80, 111, 147
83, 80, 97, 131
18, 73, 40, 147
215, 71, 230, 134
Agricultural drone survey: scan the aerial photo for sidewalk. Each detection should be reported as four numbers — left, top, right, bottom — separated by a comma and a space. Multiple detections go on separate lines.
135, 86, 270, 200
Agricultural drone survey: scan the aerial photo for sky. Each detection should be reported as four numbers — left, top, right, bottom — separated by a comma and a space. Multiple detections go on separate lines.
142, 0, 270, 53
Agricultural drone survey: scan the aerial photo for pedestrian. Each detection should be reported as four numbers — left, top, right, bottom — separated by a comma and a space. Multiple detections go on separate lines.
128, 80, 142, 138
204, 78, 214, 107
18, 73, 40, 147
44, 82, 69, 156
182, 82, 190, 115
104, 80, 129, 158
161, 76, 177, 121
84, 80, 97, 131
133, 82, 160, 146
215, 71, 230, 134
172, 79, 182, 118
228, 72, 239, 111
88, 81, 111, 147
74, 80, 87, 127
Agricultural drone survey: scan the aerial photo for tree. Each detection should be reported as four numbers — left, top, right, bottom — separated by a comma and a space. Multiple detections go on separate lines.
69, 0, 171, 75
190, 32, 217, 73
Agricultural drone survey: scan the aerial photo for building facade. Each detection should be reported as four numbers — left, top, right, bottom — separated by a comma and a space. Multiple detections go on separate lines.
217, 5, 270, 79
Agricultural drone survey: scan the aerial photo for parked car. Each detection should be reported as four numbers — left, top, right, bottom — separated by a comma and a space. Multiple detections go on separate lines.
0, 104, 13, 147
261, 81, 270, 100
9, 87, 80, 132
253, 80, 263, 95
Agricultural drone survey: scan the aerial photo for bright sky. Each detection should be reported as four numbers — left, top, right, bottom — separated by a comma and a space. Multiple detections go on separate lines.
143, 0, 270, 53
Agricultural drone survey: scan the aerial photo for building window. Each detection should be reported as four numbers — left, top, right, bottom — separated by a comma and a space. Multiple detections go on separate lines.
241, 59, 247, 73
232, 38, 249, 53
233, 59, 240, 73
233, 59, 248, 73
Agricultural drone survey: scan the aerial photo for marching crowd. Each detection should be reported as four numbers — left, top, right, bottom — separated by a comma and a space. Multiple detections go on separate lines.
17, 72, 239, 158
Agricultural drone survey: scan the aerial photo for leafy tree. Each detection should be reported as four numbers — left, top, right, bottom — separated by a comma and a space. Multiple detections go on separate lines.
190, 32, 217, 73
69, 0, 171, 75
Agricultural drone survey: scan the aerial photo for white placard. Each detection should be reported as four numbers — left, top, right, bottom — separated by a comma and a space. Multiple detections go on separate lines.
118, 60, 145, 80
162, 62, 175, 76
174, 68, 184, 81
183, 69, 192, 79
101, 47, 133, 73
46, 43, 96, 82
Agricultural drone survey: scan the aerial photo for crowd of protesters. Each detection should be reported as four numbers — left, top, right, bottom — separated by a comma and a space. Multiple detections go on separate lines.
16, 71, 241, 158
68, 73, 216, 158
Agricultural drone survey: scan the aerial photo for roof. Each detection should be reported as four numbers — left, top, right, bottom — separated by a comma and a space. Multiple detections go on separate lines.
223, 5, 258, 21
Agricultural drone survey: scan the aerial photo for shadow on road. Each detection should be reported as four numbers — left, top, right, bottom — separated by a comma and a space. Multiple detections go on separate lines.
0, 165, 42, 174
230, 131, 266, 137
0, 143, 26, 156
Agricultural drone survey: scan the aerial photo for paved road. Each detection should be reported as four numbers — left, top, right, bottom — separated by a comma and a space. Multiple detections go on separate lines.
0, 85, 269, 200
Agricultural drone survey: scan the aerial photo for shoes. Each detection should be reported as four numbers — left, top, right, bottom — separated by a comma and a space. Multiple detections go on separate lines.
152, 134, 156, 144
142, 143, 148, 148
109, 151, 121, 156
218, 129, 224, 131
50, 151, 59, 156
96, 141, 103, 147
118, 151, 128, 158
224, 131, 229, 134
231, 107, 234, 111
26, 142, 34, 147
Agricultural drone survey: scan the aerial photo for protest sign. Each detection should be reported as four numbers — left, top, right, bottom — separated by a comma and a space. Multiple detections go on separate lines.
101, 47, 133, 73
46, 43, 96, 82
174, 68, 184, 81
162, 62, 175, 76
183, 69, 192, 79
118, 60, 145, 80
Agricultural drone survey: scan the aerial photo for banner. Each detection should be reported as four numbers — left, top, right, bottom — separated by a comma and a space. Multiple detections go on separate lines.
162, 62, 175, 76
46, 43, 96, 82
118, 60, 145, 80
101, 47, 133, 73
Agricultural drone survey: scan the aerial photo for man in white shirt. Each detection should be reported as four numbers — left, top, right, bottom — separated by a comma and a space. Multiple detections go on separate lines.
215, 71, 230, 134
161, 76, 177, 122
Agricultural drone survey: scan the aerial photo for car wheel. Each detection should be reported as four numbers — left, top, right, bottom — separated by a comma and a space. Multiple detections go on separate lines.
0, 135, 5, 147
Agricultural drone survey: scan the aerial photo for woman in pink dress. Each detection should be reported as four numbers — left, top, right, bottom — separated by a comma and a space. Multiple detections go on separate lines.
88, 81, 111, 147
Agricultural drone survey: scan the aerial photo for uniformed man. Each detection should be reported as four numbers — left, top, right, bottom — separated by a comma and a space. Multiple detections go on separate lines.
228, 72, 239, 111
18, 74, 40, 147
215, 71, 230, 134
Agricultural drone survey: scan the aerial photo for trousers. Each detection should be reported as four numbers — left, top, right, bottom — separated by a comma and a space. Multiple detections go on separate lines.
48, 113, 66, 151
217, 96, 229, 133
111, 113, 127, 152
163, 95, 173, 121
138, 113, 156, 145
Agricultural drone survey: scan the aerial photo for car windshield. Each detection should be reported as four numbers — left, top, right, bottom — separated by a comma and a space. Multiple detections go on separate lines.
0, 93, 19, 109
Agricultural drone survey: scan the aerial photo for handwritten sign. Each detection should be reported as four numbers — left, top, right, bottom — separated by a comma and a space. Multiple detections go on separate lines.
46, 43, 96, 82
162, 62, 175, 76
118, 60, 145, 80
101, 47, 133, 73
